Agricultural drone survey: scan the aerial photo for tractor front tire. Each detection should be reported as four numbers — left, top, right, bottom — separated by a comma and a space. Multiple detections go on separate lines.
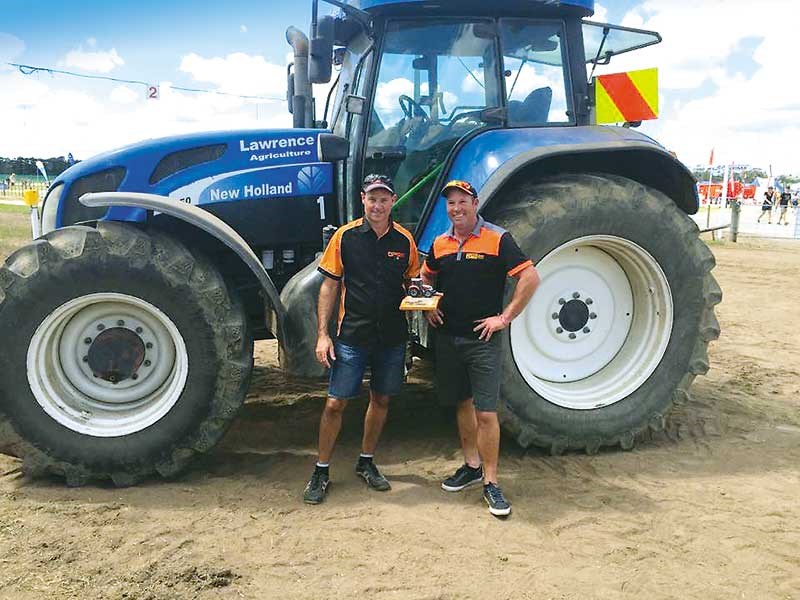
0, 222, 252, 486
490, 174, 721, 454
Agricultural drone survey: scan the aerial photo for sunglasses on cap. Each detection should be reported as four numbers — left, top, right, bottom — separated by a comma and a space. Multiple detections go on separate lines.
441, 180, 478, 198
362, 174, 395, 193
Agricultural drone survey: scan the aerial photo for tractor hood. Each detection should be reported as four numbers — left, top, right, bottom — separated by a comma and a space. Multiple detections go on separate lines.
44, 128, 346, 231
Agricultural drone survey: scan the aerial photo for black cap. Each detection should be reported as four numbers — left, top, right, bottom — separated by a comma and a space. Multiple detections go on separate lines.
362, 173, 395, 194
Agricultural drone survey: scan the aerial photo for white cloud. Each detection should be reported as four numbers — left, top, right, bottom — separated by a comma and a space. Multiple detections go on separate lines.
0, 33, 25, 63
180, 51, 286, 98
109, 85, 139, 105
61, 41, 124, 73
592, 2, 609, 22
0, 48, 331, 159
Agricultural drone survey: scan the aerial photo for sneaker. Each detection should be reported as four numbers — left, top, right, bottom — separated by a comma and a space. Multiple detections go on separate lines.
303, 468, 330, 504
355, 460, 391, 491
483, 483, 511, 517
441, 463, 484, 492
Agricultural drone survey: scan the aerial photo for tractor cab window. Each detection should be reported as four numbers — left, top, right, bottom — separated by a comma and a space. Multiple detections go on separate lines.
500, 20, 571, 125
365, 20, 500, 230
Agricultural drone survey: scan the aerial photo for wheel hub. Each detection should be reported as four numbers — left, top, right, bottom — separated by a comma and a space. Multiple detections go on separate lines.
87, 327, 146, 383
558, 299, 590, 332
27, 293, 189, 437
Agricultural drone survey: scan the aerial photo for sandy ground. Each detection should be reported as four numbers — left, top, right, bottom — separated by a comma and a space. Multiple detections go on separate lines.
1, 237, 799, 600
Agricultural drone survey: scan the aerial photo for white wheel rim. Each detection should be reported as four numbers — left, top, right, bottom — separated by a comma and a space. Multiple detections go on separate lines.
27, 293, 189, 437
510, 235, 673, 410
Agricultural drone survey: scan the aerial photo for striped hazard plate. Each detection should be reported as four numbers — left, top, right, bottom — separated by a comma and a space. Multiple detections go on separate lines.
594, 68, 659, 124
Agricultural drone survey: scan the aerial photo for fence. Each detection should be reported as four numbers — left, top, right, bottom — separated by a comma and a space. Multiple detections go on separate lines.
692, 202, 800, 240
0, 176, 49, 202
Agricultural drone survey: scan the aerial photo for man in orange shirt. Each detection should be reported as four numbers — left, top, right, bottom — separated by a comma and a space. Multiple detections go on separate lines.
422, 180, 539, 517
304, 174, 420, 504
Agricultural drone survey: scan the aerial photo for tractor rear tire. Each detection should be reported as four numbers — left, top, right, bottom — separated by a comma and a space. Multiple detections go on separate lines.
0, 222, 252, 485
490, 174, 721, 454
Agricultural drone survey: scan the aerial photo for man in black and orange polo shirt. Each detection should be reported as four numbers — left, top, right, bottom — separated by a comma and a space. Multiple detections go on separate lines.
422, 180, 539, 517
303, 174, 420, 505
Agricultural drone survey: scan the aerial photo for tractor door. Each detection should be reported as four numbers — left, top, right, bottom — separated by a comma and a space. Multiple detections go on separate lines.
361, 19, 502, 231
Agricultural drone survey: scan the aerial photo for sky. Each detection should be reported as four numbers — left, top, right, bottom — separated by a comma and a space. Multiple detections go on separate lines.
0, 0, 797, 175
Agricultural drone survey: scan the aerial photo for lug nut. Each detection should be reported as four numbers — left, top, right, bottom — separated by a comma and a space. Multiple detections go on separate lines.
135, 327, 143, 334
551, 313, 559, 320
572, 292, 580, 299
145, 342, 153, 349
144, 360, 151, 367
117, 320, 125, 327
569, 333, 576, 339
558, 298, 566, 305
97, 324, 105, 331
82, 356, 88, 362
586, 298, 593, 305
84, 337, 92, 344
590, 313, 597, 319
583, 327, 590, 334
556, 327, 563, 334
132, 374, 138, 380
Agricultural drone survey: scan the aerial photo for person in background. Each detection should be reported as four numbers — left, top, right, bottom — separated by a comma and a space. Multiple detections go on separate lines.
777, 186, 792, 226
758, 186, 776, 224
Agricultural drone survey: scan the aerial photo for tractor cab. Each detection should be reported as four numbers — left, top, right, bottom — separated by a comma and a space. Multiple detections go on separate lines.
294, 0, 661, 234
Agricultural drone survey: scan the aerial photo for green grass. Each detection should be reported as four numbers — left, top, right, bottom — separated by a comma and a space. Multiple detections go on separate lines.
0, 208, 33, 262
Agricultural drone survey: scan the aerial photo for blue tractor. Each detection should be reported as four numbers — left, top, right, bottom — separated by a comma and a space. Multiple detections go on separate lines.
0, 0, 720, 485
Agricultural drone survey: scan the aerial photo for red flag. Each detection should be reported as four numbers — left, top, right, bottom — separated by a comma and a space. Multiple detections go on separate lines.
708, 148, 714, 166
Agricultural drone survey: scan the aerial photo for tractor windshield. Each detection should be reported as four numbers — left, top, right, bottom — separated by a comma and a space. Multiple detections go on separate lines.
365, 19, 501, 229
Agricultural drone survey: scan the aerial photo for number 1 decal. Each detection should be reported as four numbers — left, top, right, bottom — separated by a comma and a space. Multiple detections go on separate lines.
317, 196, 326, 220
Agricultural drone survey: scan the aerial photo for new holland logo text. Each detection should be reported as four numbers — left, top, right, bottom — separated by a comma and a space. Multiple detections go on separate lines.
209, 182, 293, 201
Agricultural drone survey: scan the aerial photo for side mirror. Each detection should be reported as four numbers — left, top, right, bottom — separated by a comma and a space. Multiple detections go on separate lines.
309, 15, 335, 84
286, 64, 295, 114
345, 95, 366, 115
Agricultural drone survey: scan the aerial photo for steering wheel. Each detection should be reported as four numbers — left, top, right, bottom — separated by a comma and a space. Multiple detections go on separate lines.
399, 95, 429, 122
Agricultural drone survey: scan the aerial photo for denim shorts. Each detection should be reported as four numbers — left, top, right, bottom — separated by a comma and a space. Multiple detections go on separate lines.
434, 332, 504, 412
328, 341, 406, 400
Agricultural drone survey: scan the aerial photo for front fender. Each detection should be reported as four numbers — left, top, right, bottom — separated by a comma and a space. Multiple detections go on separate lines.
80, 192, 287, 339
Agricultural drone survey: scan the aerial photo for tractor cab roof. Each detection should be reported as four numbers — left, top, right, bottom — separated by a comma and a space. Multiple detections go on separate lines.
342, 0, 595, 17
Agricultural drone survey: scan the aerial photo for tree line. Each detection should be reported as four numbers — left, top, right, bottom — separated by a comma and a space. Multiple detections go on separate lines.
690, 167, 799, 186
0, 156, 75, 177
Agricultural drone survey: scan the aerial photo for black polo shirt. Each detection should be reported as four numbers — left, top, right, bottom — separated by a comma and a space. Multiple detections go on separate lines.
422, 217, 533, 339
318, 217, 419, 346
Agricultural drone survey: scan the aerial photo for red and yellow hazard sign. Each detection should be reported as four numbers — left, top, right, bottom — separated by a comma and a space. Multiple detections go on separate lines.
594, 68, 658, 124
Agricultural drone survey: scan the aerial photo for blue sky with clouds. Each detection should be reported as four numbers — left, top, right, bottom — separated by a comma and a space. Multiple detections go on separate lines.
1, 0, 797, 174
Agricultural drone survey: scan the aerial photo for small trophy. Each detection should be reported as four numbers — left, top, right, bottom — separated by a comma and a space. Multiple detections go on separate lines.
400, 277, 442, 311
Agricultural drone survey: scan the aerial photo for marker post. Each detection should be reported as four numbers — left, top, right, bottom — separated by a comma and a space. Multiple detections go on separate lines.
22, 189, 41, 239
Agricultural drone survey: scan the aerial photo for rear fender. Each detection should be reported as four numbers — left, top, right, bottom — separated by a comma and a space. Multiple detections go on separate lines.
479, 143, 699, 216
80, 192, 287, 340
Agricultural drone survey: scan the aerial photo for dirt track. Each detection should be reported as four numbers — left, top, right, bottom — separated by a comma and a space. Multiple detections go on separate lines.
1, 237, 799, 599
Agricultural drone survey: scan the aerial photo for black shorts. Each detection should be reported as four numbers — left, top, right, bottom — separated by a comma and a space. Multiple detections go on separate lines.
762, 204, 772, 211
434, 331, 503, 412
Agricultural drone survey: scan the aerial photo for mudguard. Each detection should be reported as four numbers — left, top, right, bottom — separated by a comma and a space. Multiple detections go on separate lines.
80, 192, 287, 339
418, 126, 698, 253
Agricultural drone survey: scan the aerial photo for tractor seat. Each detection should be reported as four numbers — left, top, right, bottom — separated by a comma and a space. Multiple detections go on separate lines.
508, 86, 552, 124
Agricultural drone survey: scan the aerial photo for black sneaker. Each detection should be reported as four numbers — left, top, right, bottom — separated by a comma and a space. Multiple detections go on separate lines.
303, 468, 330, 504
441, 463, 484, 492
483, 483, 511, 517
355, 460, 391, 491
